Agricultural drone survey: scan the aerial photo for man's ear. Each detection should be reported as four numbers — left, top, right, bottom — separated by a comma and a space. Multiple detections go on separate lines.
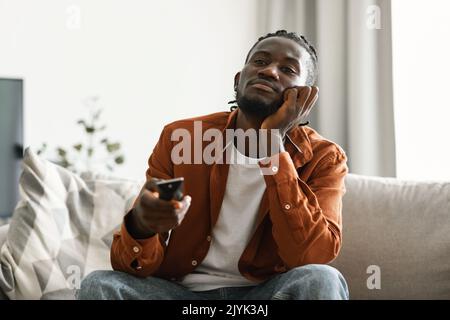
234, 72, 240, 91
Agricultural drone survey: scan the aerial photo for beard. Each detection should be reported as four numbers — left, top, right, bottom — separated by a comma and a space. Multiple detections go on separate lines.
235, 90, 284, 119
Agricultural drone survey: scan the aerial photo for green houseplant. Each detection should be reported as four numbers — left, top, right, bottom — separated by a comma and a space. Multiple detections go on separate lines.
37, 96, 125, 174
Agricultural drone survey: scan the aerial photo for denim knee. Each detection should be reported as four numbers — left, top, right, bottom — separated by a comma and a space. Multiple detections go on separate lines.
300, 264, 348, 299
292, 264, 345, 282
77, 270, 117, 300
276, 264, 349, 300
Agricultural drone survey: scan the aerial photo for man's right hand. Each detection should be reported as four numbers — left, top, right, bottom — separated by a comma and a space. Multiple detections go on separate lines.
126, 178, 192, 239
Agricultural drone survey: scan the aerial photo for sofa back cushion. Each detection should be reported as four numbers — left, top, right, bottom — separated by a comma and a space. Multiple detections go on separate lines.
331, 173, 450, 299
0, 148, 141, 299
0, 225, 7, 250
0, 225, 9, 299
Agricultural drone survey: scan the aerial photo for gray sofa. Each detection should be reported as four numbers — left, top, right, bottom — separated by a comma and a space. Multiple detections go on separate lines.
0, 225, 6, 250
1, 173, 449, 299
0, 224, 9, 300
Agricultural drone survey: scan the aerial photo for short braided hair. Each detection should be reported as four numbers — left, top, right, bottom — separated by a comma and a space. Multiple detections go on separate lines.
245, 30, 318, 85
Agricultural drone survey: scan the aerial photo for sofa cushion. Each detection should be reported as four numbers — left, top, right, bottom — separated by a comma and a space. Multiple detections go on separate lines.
0, 225, 8, 250
0, 148, 141, 299
0, 225, 9, 300
331, 174, 450, 299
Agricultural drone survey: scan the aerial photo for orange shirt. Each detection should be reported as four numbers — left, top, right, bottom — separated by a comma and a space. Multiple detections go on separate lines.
111, 109, 348, 282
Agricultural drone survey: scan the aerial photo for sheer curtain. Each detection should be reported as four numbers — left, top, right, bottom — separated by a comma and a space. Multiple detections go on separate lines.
256, 0, 396, 177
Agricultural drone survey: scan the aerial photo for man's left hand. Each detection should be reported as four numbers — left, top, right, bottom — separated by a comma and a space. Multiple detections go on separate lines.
261, 86, 319, 137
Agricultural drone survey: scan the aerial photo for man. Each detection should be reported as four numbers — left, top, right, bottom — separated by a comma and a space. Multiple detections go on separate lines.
78, 30, 349, 300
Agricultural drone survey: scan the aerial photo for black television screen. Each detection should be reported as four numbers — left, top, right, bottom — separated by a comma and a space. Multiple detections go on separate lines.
0, 78, 23, 218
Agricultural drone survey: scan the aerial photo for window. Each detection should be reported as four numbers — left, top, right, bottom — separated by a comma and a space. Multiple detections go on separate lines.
392, 0, 450, 180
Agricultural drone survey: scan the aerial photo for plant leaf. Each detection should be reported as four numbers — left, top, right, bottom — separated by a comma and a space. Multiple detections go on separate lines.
85, 126, 95, 134
114, 155, 124, 164
107, 143, 121, 153
87, 148, 93, 157
57, 159, 70, 168
37, 143, 47, 155
73, 144, 83, 151
57, 148, 67, 157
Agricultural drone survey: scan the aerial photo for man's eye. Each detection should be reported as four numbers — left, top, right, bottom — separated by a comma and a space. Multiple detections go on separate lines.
254, 59, 267, 65
282, 67, 296, 74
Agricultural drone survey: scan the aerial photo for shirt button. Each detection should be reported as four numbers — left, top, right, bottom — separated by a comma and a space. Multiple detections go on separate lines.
191, 260, 198, 266
284, 204, 291, 210
206, 235, 212, 242
132, 246, 140, 253
271, 166, 278, 173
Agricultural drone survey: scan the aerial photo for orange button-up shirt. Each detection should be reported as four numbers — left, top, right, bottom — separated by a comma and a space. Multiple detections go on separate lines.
111, 109, 348, 282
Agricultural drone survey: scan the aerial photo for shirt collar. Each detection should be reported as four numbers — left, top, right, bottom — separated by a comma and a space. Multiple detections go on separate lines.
222, 109, 313, 168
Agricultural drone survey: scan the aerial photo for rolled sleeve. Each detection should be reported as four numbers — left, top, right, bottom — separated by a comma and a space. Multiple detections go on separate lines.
259, 150, 347, 268
110, 214, 166, 277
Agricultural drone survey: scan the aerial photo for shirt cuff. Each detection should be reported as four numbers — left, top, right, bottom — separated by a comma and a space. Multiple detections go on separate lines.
119, 212, 161, 262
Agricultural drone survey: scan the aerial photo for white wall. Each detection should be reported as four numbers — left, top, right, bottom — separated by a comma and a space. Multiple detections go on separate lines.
0, 0, 259, 180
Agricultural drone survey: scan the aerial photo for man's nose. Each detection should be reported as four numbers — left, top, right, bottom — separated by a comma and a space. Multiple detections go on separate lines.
257, 64, 279, 81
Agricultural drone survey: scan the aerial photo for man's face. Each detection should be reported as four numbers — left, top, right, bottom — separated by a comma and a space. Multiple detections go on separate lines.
235, 37, 309, 119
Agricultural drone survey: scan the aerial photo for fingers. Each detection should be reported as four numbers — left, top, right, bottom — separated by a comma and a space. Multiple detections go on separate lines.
278, 88, 299, 121
284, 86, 314, 114
304, 86, 319, 110
293, 86, 318, 119
167, 195, 191, 215
144, 178, 161, 193
303, 94, 318, 118
175, 195, 192, 214
140, 192, 191, 218
140, 195, 192, 232
283, 88, 298, 108
296, 86, 312, 111
301, 86, 319, 118
140, 189, 176, 212
174, 195, 192, 225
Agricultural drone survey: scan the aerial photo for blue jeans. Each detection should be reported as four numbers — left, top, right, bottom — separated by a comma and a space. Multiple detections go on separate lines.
76, 264, 348, 300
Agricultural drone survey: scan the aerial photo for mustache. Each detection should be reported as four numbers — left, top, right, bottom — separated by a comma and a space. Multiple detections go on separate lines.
234, 86, 283, 106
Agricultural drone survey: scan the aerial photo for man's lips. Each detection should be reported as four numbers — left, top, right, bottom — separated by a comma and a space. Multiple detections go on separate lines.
248, 80, 278, 93
250, 83, 275, 92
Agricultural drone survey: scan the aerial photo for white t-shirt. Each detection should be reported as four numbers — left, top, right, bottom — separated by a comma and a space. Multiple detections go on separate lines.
179, 143, 267, 291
